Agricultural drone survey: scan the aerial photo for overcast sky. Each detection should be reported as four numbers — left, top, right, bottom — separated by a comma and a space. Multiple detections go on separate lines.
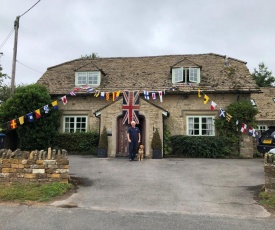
0, 0, 274, 85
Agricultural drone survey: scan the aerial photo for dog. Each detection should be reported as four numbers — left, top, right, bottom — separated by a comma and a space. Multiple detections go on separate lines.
137, 145, 144, 161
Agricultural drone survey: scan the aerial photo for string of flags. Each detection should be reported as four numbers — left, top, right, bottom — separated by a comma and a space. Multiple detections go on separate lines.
1, 83, 260, 139
2, 100, 59, 130
197, 89, 259, 140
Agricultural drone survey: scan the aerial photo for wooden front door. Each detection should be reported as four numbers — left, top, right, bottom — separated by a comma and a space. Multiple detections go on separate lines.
116, 116, 145, 157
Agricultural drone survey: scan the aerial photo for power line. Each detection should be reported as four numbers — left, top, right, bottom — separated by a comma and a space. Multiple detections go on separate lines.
20, 0, 41, 17
16, 60, 44, 74
0, 28, 14, 50
0, 0, 41, 51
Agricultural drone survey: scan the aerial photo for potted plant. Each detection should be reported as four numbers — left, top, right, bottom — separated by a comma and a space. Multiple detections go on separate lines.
151, 129, 162, 159
97, 126, 108, 158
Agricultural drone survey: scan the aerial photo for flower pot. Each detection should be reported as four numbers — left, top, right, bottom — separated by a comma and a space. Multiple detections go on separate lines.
152, 149, 162, 159
97, 148, 107, 158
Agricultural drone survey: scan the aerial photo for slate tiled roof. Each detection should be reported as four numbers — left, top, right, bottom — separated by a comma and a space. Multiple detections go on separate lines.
37, 53, 259, 95
252, 87, 275, 121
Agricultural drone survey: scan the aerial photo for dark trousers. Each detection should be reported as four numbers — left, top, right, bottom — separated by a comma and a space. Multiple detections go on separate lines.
129, 141, 138, 160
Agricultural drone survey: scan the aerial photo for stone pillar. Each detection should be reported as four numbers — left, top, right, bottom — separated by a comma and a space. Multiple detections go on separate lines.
240, 135, 253, 158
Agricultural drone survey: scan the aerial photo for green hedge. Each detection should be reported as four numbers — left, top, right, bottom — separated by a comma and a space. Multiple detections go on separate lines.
170, 135, 232, 158
52, 132, 99, 155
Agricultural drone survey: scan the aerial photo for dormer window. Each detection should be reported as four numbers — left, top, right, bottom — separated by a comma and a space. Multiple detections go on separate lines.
75, 71, 101, 86
172, 67, 200, 84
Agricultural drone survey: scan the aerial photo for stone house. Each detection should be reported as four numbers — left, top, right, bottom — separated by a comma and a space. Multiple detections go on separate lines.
37, 53, 259, 158
252, 87, 275, 133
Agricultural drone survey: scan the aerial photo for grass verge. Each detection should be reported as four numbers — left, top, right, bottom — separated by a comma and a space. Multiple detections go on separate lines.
0, 182, 73, 202
259, 192, 275, 212
259, 192, 275, 217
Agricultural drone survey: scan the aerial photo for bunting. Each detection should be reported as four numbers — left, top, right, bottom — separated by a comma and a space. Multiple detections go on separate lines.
152, 92, 156, 100
35, 109, 41, 119
226, 113, 232, 122
27, 113, 34, 122
159, 91, 163, 102
211, 101, 217, 111
198, 89, 202, 97
19, 116, 24, 125
106, 92, 110, 101
100, 92, 105, 99
43, 105, 49, 114
61, 96, 67, 105
204, 95, 209, 104
52, 101, 58, 110
10, 119, 17, 129
144, 90, 149, 100
87, 88, 94, 93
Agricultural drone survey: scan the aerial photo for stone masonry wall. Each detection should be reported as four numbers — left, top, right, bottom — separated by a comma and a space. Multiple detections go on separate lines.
0, 148, 69, 185
264, 154, 275, 193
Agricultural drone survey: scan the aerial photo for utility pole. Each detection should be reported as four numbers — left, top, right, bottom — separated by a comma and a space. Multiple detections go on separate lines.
11, 16, 20, 96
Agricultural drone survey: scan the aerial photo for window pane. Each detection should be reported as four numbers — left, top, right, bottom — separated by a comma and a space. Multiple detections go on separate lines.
64, 116, 87, 133
88, 72, 98, 85
174, 68, 183, 82
189, 68, 197, 82
187, 116, 214, 136
77, 73, 87, 85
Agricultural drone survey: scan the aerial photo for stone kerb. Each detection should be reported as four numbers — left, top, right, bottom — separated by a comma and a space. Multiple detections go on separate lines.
264, 153, 275, 193
0, 148, 69, 185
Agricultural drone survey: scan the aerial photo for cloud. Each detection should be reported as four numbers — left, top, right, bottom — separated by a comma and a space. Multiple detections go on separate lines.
1, 0, 275, 85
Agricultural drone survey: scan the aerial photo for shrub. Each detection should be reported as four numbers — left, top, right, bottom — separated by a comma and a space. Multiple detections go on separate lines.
98, 126, 108, 150
52, 131, 99, 155
0, 84, 61, 150
151, 129, 162, 150
170, 135, 231, 158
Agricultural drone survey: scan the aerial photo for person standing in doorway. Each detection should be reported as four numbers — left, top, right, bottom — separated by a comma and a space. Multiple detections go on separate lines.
127, 121, 141, 161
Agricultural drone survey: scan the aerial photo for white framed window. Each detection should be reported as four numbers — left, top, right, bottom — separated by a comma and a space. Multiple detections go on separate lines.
172, 67, 200, 84
187, 116, 215, 136
75, 71, 101, 86
257, 125, 267, 132
63, 116, 88, 133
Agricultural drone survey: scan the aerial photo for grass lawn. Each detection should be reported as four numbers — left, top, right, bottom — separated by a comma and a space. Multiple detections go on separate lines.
0, 182, 73, 203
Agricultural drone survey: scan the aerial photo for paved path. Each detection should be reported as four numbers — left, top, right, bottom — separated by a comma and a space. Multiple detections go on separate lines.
52, 156, 270, 218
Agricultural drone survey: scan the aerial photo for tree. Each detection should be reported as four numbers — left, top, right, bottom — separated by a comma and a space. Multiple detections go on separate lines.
0, 65, 11, 104
252, 62, 275, 87
0, 84, 61, 150
215, 100, 258, 156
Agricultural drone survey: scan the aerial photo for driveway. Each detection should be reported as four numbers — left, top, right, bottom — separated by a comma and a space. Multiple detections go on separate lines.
51, 156, 270, 218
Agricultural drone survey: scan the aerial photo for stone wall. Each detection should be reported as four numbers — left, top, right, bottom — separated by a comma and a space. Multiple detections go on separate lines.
264, 153, 275, 193
0, 148, 69, 185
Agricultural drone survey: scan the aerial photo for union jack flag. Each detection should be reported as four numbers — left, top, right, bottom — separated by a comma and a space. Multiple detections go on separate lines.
122, 90, 140, 125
